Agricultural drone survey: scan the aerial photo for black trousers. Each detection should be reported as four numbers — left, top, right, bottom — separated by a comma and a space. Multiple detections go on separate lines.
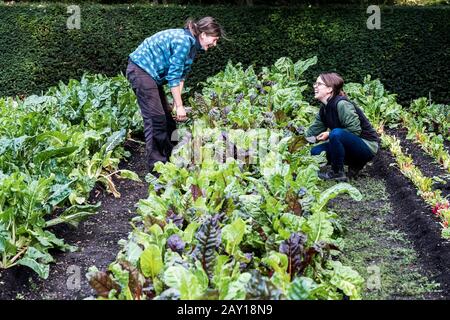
126, 60, 176, 171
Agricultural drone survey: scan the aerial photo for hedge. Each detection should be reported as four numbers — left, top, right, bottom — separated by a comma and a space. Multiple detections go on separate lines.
0, 3, 449, 105
10, 1, 450, 5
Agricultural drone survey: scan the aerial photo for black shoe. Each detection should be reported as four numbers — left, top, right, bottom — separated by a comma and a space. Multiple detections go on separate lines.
347, 166, 363, 179
318, 169, 348, 182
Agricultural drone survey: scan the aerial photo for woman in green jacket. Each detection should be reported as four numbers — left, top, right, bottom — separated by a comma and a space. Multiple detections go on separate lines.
305, 72, 379, 181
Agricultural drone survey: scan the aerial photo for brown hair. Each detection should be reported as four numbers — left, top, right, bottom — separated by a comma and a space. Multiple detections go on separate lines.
185, 16, 226, 39
319, 72, 346, 97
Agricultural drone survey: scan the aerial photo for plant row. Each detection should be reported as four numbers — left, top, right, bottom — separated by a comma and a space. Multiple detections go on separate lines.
0, 75, 142, 278
407, 97, 450, 140
401, 110, 450, 172
86, 57, 366, 300
379, 131, 449, 237
344, 78, 450, 238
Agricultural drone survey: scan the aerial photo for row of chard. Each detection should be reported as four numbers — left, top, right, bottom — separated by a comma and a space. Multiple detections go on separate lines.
86, 57, 367, 300
344, 77, 450, 237
0, 75, 142, 278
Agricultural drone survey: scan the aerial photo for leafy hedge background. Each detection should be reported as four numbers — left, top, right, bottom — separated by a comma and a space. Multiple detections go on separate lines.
0, 3, 449, 105
9, 1, 450, 5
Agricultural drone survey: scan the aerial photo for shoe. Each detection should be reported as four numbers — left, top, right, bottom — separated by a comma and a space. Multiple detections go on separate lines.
347, 166, 363, 179
318, 169, 348, 182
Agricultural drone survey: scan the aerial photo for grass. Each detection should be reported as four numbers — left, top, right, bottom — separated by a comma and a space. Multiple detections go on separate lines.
324, 172, 440, 299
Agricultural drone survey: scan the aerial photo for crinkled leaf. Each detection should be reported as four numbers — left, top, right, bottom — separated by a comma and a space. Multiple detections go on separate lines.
222, 217, 246, 256
287, 276, 319, 300
327, 261, 364, 300
314, 183, 362, 212
45, 203, 99, 228
140, 244, 163, 279
223, 272, 251, 300
305, 211, 334, 244
182, 221, 200, 244
294, 56, 317, 78
192, 214, 222, 278
117, 169, 141, 182
105, 129, 126, 153
35, 146, 78, 164
88, 270, 121, 298
163, 265, 207, 300
16, 247, 53, 279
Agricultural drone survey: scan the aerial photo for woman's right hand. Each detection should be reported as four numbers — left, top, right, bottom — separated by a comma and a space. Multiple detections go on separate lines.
175, 105, 187, 122
316, 131, 329, 141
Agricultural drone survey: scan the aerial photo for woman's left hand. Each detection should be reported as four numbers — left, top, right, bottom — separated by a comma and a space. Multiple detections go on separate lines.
316, 131, 329, 141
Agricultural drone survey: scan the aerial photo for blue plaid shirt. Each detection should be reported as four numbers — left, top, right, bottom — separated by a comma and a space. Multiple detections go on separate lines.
129, 28, 203, 88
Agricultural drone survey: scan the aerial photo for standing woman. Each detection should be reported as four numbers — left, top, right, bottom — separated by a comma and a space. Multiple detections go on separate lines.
305, 72, 379, 181
126, 17, 225, 172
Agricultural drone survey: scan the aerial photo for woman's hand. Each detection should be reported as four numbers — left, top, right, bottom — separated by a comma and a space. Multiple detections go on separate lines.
316, 131, 329, 141
175, 105, 187, 122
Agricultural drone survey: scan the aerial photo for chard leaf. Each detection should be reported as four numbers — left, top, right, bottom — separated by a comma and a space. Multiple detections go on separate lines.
223, 272, 251, 300
105, 129, 126, 153
182, 221, 201, 244
279, 232, 307, 277
16, 247, 53, 279
29, 229, 75, 252
140, 244, 163, 279
244, 270, 282, 299
287, 276, 319, 300
45, 203, 99, 228
212, 255, 231, 290
46, 181, 75, 208
326, 261, 364, 300
35, 146, 78, 164
305, 211, 334, 244
262, 252, 290, 293
117, 169, 141, 182
123, 241, 143, 266
314, 183, 362, 212
294, 56, 318, 78
35, 131, 69, 144
274, 57, 294, 79
137, 194, 168, 220
87, 269, 121, 298
222, 217, 246, 256
191, 214, 222, 279
120, 261, 143, 300
109, 263, 133, 299
163, 265, 207, 300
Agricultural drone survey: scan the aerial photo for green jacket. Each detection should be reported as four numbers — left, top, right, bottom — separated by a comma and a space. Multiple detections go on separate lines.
305, 100, 379, 155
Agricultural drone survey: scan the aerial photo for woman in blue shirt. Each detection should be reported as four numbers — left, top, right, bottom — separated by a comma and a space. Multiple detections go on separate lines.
126, 17, 224, 172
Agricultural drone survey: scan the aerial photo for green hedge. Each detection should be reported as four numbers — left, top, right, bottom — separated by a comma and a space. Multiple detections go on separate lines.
10, 1, 450, 5
1, 3, 449, 105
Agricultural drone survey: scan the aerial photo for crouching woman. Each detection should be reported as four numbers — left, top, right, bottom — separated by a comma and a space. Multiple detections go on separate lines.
305, 72, 379, 181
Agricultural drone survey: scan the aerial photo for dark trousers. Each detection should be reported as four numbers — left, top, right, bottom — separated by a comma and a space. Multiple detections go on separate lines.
311, 128, 375, 172
126, 60, 176, 171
